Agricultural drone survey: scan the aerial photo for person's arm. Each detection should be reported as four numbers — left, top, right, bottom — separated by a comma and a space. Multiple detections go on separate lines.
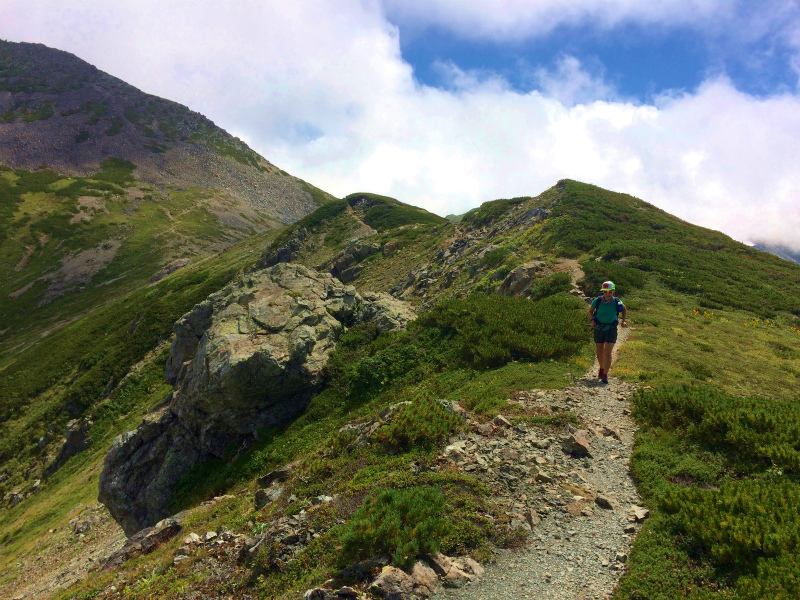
620, 305, 628, 327
589, 301, 597, 328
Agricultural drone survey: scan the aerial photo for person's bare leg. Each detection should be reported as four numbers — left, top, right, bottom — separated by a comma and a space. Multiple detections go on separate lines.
603, 343, 615, 376
595, 343, 604, 374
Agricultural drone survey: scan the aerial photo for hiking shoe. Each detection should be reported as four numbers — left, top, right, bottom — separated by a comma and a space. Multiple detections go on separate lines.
601, 375, 609, 384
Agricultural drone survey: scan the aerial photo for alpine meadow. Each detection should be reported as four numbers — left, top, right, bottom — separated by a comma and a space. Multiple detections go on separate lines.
1, 39, 800, 600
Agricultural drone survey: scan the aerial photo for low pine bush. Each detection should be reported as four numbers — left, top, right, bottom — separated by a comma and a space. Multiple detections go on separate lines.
529, 272, 573, 301
580, 260, 646, 298
633, 384, 800, 475
620, 384, 800, 598
416, 293, 586, 369
664, 479, 800, 572
482, 246, 511, 268
339, 486, 451, 568
373, 397, 465, 452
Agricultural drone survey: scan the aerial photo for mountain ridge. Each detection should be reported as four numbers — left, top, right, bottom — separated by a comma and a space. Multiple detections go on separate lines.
0, 40, 332, 223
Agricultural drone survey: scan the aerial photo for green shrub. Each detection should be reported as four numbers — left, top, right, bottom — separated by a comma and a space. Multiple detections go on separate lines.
529, 272, 573, 301
94, 158, 135, 186
620, 384, 800, 598
580, 260, 646, 298
664, 479, 800, 573
683, 359, 713, 380
105, 116, 123, 136
339, 486, 451, 568
373, 397, 464, 452
21, 101, 55, 122
482, 246, 511, 268
633, 384, 800, 475
416, 293, 586, 369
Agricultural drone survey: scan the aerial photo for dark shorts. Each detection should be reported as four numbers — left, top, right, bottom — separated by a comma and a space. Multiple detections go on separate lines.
593, 326, 618, 344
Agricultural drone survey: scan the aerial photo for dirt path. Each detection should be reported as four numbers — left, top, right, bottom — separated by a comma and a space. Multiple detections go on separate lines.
433, 328, 640, 600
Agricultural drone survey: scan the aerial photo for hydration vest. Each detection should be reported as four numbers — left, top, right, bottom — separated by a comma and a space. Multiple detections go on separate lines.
591, 296, 624, 330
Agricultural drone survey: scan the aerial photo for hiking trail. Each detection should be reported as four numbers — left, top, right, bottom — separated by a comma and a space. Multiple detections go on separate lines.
433, 325, 640, 600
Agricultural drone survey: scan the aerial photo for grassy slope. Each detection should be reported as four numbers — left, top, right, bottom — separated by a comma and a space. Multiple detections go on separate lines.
0, 161, 280, 360
2, 190, 594, 599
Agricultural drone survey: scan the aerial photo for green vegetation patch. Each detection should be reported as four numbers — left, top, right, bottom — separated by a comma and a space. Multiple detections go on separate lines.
616, 384, 800, 599
340, 486, 450, 568
416, 293, 587, 369
482, 246, 511, 268
21, 100, 56, 122
94, 157, 135, 186
529, 272, 573, 301
462, 197, 529, 228
546, 180, 800, 317
344, 193, 445, 230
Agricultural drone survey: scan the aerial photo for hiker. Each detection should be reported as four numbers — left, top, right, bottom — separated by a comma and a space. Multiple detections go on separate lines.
589, 281, 627, 384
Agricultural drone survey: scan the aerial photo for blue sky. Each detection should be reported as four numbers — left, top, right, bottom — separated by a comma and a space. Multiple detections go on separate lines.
2, 0, 800, 250
400, 22, 797, 101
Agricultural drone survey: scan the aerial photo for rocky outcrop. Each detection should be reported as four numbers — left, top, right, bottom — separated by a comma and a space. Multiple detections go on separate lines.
258, 226, 308, 268
103, 514, 186, 572
44, 418, 93, 477
497, 261, 549, 297
329, 240, 381, 282
99, 263, 415, 535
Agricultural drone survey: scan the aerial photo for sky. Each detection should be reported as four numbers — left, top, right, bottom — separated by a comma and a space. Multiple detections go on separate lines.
2, 0, 800, 250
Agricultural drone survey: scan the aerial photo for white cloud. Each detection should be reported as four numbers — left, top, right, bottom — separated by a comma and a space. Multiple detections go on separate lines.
533, 55, 619, 106
2, 1, 800, 250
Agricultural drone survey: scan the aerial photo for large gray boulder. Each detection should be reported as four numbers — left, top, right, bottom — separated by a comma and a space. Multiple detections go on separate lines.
497, 261, 549, 296
99, 263, 414, 535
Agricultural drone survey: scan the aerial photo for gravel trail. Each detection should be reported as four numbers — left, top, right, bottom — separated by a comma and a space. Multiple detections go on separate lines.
433, 327, 641, 600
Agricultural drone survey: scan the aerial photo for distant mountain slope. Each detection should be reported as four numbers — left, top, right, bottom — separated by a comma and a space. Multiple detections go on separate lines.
0, 40, 332, 223
0, 40, 339, 356
753, 242, 800, 264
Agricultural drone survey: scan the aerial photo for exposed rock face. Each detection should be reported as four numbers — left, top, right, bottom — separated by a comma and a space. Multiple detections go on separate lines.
497, 261, 549, 297
44, 418, 93, 477
258, 226, 308, 268
99, 263, 415, 535
102, 514, 185, 572
329, 240, 381, 282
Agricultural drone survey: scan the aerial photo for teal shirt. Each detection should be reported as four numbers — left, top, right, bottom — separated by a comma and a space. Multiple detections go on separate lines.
592, 296, 623, 324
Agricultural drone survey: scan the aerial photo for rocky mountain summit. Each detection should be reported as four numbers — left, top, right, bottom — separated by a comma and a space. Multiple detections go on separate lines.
99, 263, 415, 535
0, 40, 329, 222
